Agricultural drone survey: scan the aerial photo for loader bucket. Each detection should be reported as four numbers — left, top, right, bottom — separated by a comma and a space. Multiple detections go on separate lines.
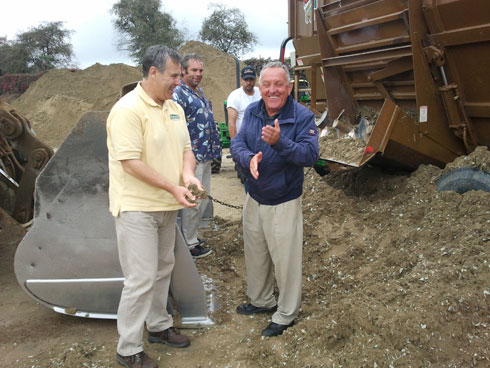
14, 111, 215, 326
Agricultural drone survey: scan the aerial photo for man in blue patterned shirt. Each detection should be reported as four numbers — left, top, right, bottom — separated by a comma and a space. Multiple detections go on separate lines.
173, 53, 221, 259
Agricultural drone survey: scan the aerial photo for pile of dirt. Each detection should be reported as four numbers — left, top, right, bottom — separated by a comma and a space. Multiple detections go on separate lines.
9, 41, 239, 149
319, 130, 367, 165
2, 146, 489, 367
197, 146, 490, 367
11, 63, 141, 149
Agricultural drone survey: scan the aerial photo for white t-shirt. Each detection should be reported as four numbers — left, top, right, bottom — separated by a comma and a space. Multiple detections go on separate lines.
227, 86, 261, 133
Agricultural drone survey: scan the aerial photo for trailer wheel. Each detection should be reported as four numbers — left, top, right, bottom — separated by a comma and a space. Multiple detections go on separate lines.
436, 168, 490, 194
313, 164, 330, 177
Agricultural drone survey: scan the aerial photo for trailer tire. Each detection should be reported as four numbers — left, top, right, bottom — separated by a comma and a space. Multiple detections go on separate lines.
313, 164, 330, 177
436, 168, 490, 194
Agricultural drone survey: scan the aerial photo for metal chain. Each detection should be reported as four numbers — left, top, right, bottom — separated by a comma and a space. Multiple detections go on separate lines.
207, 195, 243, 209
205, 152, 329, 209
205, 155, 328, 209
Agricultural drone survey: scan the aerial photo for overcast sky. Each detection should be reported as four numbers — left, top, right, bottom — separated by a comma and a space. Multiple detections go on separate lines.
1, 0, 294, 69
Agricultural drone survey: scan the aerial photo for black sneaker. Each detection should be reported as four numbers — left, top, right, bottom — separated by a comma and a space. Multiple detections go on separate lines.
197, 238, 206, 246
236, 303, 277, 315
261, 321, 295, 337
190, 244, 212, 259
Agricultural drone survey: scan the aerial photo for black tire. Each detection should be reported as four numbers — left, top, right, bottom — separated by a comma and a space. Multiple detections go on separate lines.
211, 157, 222, 174
313, 159, 330, 177
436, 168, 490, 194
313, 164, 330, 177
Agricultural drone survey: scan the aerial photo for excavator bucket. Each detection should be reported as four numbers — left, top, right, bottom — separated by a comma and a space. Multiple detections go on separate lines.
14, 111, 215, 326
0, 207, 26, 246
0, 101, 53, 243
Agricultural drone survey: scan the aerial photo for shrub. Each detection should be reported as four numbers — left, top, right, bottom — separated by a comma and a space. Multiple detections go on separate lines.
0, 72, 44, 95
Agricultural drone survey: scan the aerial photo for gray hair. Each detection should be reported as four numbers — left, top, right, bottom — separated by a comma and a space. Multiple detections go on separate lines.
142, 45, 181, 78
259, 61, 290, 85
181, 53, 204, 71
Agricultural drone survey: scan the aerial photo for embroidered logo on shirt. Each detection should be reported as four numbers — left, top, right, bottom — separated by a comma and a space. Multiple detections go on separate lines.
170, 114, 180, 120
308, 129, 317, 136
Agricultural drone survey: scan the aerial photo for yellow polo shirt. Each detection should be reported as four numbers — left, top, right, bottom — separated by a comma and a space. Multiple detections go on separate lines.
107, 83, 191, 216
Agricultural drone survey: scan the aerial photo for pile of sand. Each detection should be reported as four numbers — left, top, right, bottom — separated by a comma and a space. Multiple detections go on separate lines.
11, 63, 141, 149
10, 41, 241, 149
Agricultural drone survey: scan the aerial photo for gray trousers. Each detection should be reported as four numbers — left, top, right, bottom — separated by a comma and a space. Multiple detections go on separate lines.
242, 195, 303, 325
115, 210, 177, 356
181, 160, 211, 247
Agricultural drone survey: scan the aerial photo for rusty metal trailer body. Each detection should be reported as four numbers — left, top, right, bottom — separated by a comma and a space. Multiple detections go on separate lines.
288, 0, 490, 170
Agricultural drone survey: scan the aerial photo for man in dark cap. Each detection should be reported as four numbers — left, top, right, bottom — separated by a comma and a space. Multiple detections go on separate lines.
227, 66, 261, 138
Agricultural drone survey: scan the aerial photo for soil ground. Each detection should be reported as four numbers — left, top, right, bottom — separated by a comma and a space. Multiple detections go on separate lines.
1, 52, 489, 367
1, 148, 489, 368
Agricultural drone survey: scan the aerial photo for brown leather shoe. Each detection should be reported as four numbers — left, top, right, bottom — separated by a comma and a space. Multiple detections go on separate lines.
148, 327, 190, 348
116, 351, 158, 368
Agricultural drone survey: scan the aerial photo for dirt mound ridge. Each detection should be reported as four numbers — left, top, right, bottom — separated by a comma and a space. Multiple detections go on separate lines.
11, 63, 141, 148
11, 42, 240, 149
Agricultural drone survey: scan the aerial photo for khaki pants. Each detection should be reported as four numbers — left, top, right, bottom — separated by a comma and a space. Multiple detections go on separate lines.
181, 160, 211, 246
115, 210, 177, 356
242, 195, 303, 325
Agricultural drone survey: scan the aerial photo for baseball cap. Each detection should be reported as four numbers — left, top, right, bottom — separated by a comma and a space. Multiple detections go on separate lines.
241, 66, 256, 80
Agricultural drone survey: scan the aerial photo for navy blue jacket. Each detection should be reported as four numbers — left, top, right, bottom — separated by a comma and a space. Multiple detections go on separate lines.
230, 95, 319, 205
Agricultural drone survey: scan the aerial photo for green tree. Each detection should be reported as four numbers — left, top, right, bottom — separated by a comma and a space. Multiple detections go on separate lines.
199, 3, 257, 57
0, 22, 74, 75
0, 44, 29, 75
0, 40, 27, 75
111, 0, 184, 63
17, 22, 74, 72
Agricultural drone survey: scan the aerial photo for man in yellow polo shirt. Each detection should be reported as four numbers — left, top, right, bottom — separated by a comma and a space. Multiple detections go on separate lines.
107, 45, 201, 368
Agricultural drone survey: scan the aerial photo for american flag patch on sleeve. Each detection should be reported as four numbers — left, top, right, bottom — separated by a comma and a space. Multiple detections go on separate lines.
308, 129, 317, 136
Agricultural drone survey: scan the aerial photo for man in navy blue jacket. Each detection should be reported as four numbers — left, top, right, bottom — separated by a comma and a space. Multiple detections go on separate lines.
230, 61, 319, 337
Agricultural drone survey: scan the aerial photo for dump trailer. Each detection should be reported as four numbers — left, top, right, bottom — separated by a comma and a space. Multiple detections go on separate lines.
288, 0, 490, 171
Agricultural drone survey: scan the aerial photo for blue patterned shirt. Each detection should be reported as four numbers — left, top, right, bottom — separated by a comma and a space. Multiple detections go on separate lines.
173, 81, 222, 163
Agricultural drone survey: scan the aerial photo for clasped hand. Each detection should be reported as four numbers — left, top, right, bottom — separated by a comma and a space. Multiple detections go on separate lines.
174, 175, 203, 208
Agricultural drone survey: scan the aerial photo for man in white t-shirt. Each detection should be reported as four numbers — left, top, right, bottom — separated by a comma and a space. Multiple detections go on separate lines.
227, 66, 261, 138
